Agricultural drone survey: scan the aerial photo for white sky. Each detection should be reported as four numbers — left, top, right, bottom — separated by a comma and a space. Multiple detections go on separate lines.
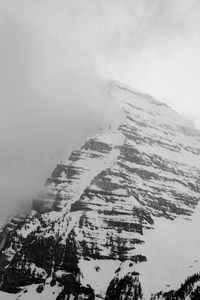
1, 0, 200, 216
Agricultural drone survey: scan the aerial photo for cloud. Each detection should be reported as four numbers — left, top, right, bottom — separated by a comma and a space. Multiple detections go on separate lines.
0, 0, 200, 218
0, 2, 108, 218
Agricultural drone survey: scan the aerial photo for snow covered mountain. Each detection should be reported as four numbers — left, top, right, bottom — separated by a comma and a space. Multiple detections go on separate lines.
1, 81, 200, 299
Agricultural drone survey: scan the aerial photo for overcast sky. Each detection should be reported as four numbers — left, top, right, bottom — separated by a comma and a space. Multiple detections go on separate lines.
1, 0, 200, 218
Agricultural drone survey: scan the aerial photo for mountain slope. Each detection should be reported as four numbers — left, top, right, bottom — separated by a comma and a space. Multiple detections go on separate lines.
0, 81, 200, 299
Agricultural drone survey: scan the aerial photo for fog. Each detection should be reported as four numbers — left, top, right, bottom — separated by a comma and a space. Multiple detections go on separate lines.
1, 0, 200, 219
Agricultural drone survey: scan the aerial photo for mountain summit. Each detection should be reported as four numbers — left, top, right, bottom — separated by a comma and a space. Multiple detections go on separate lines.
1, 81, 200, 299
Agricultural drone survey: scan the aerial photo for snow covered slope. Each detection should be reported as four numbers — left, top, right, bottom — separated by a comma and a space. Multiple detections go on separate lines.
1, 81, 200, 299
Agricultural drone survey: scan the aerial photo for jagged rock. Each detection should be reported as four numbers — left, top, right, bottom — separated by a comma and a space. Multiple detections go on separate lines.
106, 272, 143, 300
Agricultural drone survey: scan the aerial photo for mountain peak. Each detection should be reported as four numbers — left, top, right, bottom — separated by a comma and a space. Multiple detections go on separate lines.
1, 83, 200, 299
109, 79, 167, 106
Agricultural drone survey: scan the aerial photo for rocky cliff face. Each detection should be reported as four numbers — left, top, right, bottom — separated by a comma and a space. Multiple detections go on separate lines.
1, 81, 200, 299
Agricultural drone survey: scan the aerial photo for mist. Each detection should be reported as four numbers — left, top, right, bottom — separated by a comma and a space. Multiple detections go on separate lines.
0, 1, 108, 218
1, 0, 200, 219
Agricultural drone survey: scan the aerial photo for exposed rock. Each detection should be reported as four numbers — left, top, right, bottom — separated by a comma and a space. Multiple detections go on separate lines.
106, 271, 143, 300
